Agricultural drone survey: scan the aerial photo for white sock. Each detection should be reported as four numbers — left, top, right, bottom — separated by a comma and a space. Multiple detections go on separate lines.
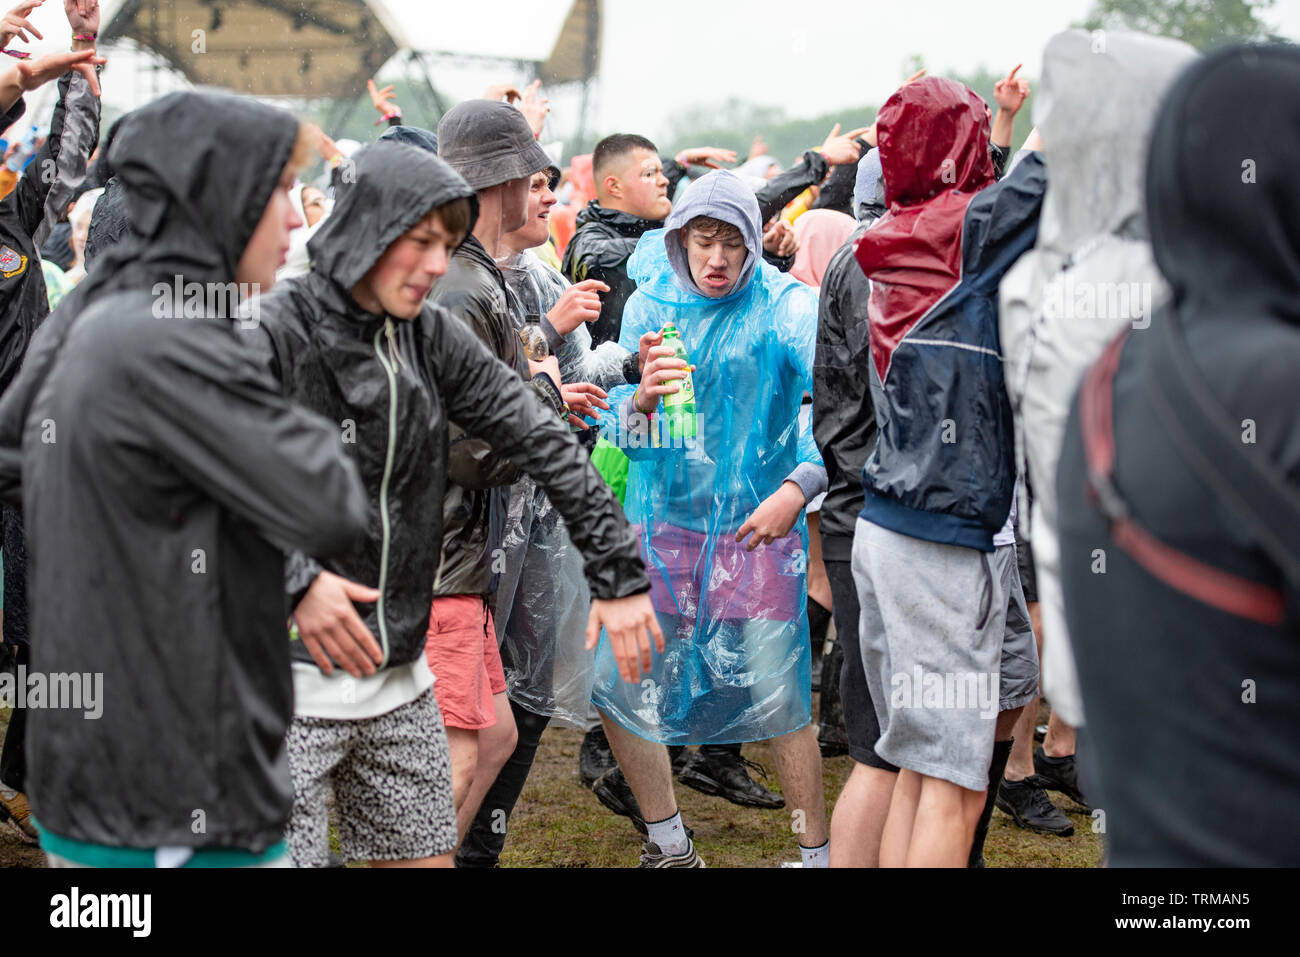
800, 840, 830, 868
646, 812, 689, 855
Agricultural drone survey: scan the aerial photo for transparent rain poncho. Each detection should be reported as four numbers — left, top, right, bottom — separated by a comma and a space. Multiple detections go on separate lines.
592, 173, 825, 744
494, 250, 630, 725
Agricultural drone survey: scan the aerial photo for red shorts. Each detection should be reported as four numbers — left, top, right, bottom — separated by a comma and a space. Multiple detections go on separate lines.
425, 594, 506, 730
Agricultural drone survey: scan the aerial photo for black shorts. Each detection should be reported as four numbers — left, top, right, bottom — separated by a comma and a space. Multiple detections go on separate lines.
1015, 532, 1039, 604
825, 557, 898, 773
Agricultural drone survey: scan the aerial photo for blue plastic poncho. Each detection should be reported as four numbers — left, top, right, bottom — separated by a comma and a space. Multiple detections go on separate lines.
592, 170, 826, 745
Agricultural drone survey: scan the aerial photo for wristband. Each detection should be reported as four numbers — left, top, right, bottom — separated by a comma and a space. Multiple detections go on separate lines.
72, 33, 98, 41
632, 386, 656, 415
674, 152, 690, 169
374, 109, 402, 126
2, 49, 30, 59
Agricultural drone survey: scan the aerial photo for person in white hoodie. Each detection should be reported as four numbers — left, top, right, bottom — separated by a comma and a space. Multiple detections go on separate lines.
998, 29, 1196, 802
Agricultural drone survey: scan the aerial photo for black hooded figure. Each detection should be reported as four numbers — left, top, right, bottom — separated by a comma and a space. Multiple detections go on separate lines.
245, 139, 651, 866
1057, 44, 1300, 866
0, 90, 370, 857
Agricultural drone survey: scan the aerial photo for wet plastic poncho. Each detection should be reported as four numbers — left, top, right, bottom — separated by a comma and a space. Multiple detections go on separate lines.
999, 31, 1196, 726
592, 170, 825, 745
494, 251, 630, 725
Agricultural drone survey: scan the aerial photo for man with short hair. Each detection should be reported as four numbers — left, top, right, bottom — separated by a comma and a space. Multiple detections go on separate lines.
562, 128, 865, 814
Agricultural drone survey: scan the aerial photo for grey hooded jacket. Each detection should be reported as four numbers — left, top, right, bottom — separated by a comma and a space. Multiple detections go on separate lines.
999, 30, 1197, 725
247, 141, 651, 672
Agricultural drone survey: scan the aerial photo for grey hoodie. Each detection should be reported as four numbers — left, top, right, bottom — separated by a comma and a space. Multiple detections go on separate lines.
664, 169, 763, 299
999, 30, 1197, 725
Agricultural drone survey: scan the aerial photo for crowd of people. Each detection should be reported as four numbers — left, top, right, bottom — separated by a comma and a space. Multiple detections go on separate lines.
0, 0, 1296, 869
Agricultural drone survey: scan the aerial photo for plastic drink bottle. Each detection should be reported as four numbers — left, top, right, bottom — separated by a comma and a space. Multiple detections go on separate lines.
661, 324, 697, 442
519, 313, 549, 361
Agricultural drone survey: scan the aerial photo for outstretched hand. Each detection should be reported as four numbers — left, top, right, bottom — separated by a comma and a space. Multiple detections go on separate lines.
819, 123, 873, 165
676, 146, 737, 169
518, 78, 549, 138
762, 219, 798, 259
0, 0, 44, 51
735, 481, 805, 552
586, 592, 665, 683
14, 47, 103, 96
64, 0, 98, 37
993, 63, 1031, 114
367, 78, 400, 118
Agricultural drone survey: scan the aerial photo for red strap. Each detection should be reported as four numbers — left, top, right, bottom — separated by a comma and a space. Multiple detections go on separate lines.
1078, 330, 1285, 626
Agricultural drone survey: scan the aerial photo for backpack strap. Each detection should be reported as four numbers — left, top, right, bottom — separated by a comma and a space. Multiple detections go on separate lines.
1078, 321, 1288, 626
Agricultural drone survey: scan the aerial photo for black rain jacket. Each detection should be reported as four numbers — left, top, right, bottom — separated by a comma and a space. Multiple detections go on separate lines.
0, 90, 369, 851
249, 141, 650, 670
813, 221, 876, 556
426, 233, 565, 598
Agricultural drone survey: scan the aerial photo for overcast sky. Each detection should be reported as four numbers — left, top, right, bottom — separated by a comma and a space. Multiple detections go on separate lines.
386, 0, 1300, 139
15, 0, 1300, 143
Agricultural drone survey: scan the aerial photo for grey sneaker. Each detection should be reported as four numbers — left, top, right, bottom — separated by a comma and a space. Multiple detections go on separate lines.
638, 835, 706, 868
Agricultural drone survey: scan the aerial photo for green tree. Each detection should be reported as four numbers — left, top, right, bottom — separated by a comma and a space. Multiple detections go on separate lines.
1078, 0, 1282, 50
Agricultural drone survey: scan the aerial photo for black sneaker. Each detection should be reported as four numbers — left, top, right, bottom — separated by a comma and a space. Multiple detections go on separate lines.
591, 767, 647, 835
1031, 746, 1091, 811
669, 745, 691, 776
578, 727, 616, 788
995, 777, 1075, 837
678, 750, 785, 809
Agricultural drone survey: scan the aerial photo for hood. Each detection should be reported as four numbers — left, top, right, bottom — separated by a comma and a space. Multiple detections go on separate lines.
379, 123, 439, 155
791, 208, 857, 288
96, 90, 297, 294
1146, 43, 1300, 322
876, 76, 995, 209
574, 200, 661, 236
308, 139, 477, 293
1035, 30, 1196, 254
662, 169, 763, 297
854, 148, 886, 223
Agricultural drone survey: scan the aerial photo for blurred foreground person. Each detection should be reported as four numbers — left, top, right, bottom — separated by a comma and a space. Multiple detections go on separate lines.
1058, 43, 1300, 866
0, 90, 371, 867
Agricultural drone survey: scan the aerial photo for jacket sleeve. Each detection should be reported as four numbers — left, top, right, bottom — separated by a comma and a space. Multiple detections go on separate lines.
963, 151, 1047, 285
777, 284, 827, 501
754, 150, 829, 223
10, 69, 101, 247
239, 314, 334, 607
0, 281, 90, 504
812, 243, 873, 510
131, 320, 369, 558
422, 303, 650, 599
435, 283, 525, 489
661, 156, 689, 199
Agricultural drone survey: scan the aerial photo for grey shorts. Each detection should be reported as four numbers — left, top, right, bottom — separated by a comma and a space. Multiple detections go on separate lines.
285, 688, 457, 866
853, 519, 1038, 791
999, 542, 1039, 711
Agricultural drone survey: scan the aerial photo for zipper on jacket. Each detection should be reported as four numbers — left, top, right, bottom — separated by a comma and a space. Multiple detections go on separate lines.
371, 319, 401, 667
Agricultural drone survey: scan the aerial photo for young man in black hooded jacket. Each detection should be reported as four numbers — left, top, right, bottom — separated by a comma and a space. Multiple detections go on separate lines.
246, 138, 661, 868
0, 88, 370, 867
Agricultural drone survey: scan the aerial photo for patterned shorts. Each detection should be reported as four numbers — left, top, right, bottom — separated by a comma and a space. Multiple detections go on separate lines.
285, 689, 456, 867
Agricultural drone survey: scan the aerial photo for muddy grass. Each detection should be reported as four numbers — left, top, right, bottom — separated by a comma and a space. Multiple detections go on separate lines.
1, 701, 1101, 869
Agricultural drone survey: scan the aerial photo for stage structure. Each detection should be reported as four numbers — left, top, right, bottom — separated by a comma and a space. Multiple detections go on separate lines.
97, 0, 603, 145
